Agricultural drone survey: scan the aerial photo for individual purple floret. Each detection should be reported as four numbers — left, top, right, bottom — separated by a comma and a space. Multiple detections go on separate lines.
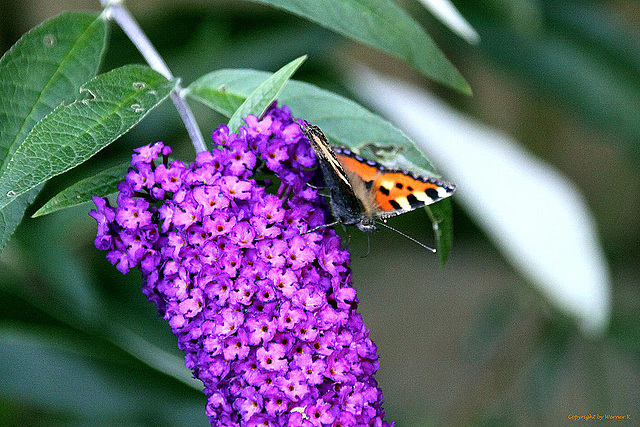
90, 104, 394, 426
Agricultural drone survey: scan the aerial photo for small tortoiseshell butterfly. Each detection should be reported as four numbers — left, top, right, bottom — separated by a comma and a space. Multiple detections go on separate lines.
300, 121, 456, 242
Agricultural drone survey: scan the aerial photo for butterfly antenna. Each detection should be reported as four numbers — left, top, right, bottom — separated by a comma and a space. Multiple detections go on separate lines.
376, 221, 436, 253
343, 228, 352, 248
305, 183, 324, 190
305, 183, 331, 200
360, 234, 372, 258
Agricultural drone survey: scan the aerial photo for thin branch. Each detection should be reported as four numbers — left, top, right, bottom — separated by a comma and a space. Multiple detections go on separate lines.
101, 0, 207, 153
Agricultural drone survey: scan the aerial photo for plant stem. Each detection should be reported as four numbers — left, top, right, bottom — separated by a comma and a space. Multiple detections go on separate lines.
101, 0, 207, 153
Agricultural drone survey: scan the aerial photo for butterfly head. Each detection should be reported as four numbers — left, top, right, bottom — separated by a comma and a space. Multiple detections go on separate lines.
355, 216, 378, 233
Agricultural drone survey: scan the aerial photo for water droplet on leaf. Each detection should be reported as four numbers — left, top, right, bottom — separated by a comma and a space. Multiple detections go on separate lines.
131, 103, 145, 113
133, 82, 146, 90
79, 89, 96, 105
362, 143, 403, 161
6, 190, 16, 198
42, 34, 56, 47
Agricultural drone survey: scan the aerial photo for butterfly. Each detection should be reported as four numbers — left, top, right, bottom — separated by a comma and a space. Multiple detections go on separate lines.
299, 121, 456, 248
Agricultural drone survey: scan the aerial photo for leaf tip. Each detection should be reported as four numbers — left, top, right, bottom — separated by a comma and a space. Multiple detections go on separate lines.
30, 208, 46, 218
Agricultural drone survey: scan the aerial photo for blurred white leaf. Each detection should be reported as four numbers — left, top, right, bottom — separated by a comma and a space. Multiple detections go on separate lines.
416, 0, 479, 44
348, 65, 610, 335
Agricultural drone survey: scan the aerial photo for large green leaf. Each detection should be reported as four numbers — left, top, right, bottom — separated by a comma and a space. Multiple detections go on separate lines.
243, 0, 470, 94
0, 12, 107, 251
32, 162, 131, 218
0, 327, 208, 425
227, 55, 306, 132
459, 0, 640, 152
0, 65, 177, 211
2, 214, 202, 392
188, 69, 442, 177
479, 24, 640, 151
187, 69, 455, 255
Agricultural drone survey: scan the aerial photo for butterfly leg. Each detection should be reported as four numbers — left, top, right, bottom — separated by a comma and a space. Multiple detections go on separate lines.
342, 225, 352, 248
359, 234, 372, 258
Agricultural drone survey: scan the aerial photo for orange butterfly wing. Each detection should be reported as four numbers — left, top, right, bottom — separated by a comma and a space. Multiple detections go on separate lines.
373, 172, 450, 212
333, 153, 379, 182
335, 148, 456, 215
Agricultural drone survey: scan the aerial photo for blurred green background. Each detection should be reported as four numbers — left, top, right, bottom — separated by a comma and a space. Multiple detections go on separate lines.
1, 0, 639, 425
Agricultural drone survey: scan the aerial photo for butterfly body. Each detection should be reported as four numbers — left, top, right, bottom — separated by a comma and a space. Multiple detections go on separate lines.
300, 121, 456, 235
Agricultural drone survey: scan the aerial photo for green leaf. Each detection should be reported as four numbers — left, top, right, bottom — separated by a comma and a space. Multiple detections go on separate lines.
188, 69, 442, 176
0, 187, 42, 251
0, 12, 107, 251
32, 162, 131, 218
0, 327, 145, 415
188, 69, 455, 252
227, 55, 306, 133
480, 23, 640, 152
0, 65, 177, 211
0, 327, 208, 424
0, 12, 107, 167
190, 86, 245, 118
187, 78, 245, 118
242, 0, 470, 94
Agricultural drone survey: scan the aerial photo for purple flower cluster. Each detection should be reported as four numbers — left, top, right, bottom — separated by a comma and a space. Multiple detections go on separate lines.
90, 105, 393, 426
